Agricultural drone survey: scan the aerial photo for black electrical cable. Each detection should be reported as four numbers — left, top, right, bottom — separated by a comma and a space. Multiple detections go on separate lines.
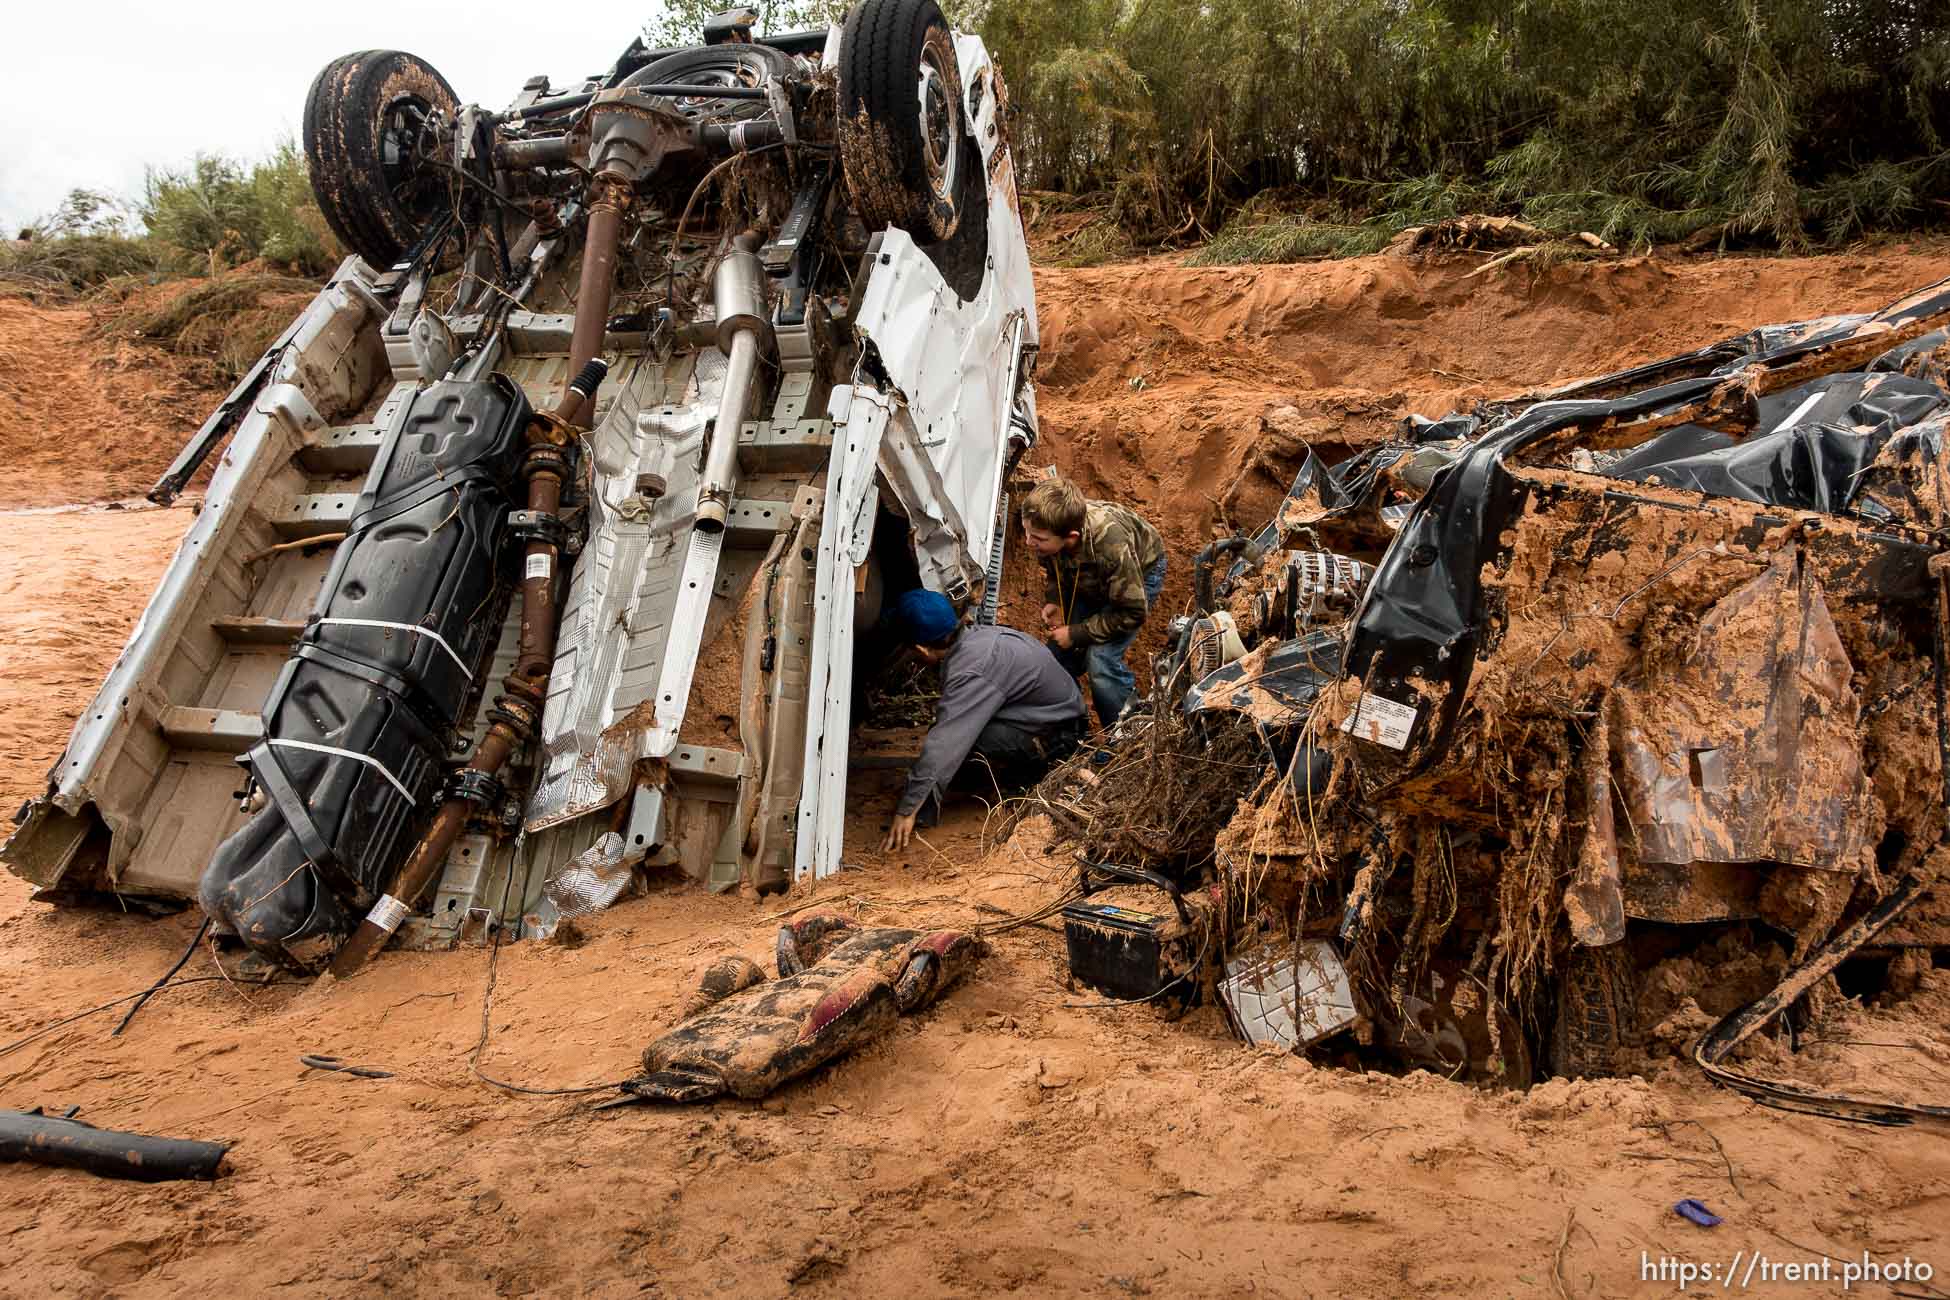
0, 975, 303, 1061
112, 918, 211, 1037
465, 862, 633, 1098
1695, 873, 1950, 1128
426, 156, 540, 223
975, 885, 1085, 937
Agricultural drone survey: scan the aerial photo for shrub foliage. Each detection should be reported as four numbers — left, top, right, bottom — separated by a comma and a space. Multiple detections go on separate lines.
975, 0, 1950, 253
11, 0, 1946, 295
5, 140, 338, 298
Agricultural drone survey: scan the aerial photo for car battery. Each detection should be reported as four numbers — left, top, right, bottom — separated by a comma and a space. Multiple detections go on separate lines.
1061, 869, 1214, 1009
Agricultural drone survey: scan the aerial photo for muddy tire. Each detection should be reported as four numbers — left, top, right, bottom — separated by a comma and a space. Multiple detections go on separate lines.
303, 50, 458, 271
1549, 941, 1639, 1080
624, 45, 793, 121
838, 0, 972, 243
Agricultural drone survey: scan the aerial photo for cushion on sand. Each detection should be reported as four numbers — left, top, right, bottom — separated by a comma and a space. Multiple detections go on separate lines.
626, 918, 984, 1103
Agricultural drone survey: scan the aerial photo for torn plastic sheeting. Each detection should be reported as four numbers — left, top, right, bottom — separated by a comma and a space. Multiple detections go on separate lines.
1342, 277, 1950, 771
1537, 313, 1870, 406
1867, 327, 1950, 382
1607, 550, 1871, 873
1250, 408, 1476, 560
1253, 441, 1417, 568
1604, 371, 1950, 517
1855, 416, 1950, 531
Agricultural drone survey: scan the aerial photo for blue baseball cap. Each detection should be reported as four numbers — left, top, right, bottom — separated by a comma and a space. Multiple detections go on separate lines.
894, 588, 960, 644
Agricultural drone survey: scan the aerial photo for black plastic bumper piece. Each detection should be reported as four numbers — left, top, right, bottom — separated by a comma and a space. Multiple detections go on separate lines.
0, 1109, 229, 1182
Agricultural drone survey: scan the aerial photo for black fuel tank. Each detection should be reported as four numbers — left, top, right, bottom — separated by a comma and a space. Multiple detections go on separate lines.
200, 375, 536, 969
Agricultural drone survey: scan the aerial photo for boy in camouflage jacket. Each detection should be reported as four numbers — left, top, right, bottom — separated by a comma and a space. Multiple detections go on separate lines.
1019, 473, 1167, 727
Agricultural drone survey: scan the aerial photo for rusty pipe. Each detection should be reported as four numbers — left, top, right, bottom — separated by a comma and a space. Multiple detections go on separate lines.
566, 174, 632, 425
327, 721, 521, 978
331, 360, 607, 979
514, 466, 566, 679
515, 355, 605, 681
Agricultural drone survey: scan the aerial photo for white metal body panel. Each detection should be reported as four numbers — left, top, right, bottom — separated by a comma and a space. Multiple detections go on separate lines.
787, 33, 1041, 881
795, 387, 891, 880
525, 354, 713, 829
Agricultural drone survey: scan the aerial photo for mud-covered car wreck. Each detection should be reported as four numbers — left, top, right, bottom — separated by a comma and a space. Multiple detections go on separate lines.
4, 3, 1038, 977
1036, 280, 1950, 1124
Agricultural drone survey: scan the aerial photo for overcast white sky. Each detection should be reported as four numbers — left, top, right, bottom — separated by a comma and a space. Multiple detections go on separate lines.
0, 2, 696, 236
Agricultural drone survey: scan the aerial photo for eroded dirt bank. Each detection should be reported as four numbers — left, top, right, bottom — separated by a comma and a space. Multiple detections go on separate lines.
2, 246, 1948, 1297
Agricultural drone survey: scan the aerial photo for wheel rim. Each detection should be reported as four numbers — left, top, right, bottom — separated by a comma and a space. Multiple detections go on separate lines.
660, 57, 767, 119
916, 46, 960, 204
377, 95, 445, 224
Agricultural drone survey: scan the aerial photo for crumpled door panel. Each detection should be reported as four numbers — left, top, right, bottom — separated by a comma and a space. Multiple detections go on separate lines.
1608, 550, 1871, 874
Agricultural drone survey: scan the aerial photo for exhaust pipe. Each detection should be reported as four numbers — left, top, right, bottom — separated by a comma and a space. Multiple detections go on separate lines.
696, 231, 774, 532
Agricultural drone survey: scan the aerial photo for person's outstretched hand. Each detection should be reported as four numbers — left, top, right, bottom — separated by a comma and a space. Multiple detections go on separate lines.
882, 810, 918, 853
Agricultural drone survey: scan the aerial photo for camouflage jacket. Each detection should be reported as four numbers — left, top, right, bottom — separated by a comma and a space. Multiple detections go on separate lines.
1040, 500, 1166, 646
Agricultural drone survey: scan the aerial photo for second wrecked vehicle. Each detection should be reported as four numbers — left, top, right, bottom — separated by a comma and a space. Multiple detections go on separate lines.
4, 2, 1039, 971
1040, 279, 1950, 1112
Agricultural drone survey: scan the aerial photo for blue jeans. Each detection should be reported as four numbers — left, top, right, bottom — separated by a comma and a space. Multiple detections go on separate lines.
1066, 555, 1167, 727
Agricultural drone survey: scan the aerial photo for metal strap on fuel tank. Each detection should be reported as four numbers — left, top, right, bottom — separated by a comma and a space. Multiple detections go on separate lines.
312, 618, 472, 677
265, 738, 419, 805
245, 741, 373, 907
349, 463, 496, 532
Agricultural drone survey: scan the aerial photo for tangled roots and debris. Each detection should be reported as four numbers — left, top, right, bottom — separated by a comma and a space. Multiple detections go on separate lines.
1004, 709, 1268, 878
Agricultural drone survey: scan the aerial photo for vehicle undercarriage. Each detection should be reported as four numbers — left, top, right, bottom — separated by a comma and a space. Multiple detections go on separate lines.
3, 2, 1039, 976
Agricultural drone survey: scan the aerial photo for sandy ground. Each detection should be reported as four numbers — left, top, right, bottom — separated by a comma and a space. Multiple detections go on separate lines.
0, 296, 230, 510
3, 247, 1950, 1297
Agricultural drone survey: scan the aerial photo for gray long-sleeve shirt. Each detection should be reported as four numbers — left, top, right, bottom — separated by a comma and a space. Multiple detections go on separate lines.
897, 626, 1085, 816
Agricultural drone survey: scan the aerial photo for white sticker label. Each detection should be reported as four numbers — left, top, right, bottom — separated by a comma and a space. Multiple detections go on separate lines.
367, 893, 410, 934
525, 552, 553, 581
1340, 692, 1419, 750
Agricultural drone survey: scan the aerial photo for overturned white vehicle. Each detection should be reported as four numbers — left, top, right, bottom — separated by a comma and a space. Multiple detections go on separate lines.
4, 2, 1038, 972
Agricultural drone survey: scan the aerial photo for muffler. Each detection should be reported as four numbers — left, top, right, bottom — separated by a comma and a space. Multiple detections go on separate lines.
695, 231, 774, 532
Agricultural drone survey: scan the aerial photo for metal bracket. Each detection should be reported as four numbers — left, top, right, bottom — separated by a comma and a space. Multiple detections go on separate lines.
447, 768, 506, 808
507, 508, 571, 549
458, 906, 499, 946
764, 77, 798, 145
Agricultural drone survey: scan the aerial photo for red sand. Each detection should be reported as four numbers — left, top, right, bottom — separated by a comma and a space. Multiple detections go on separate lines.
2, 245, 1948, 1297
